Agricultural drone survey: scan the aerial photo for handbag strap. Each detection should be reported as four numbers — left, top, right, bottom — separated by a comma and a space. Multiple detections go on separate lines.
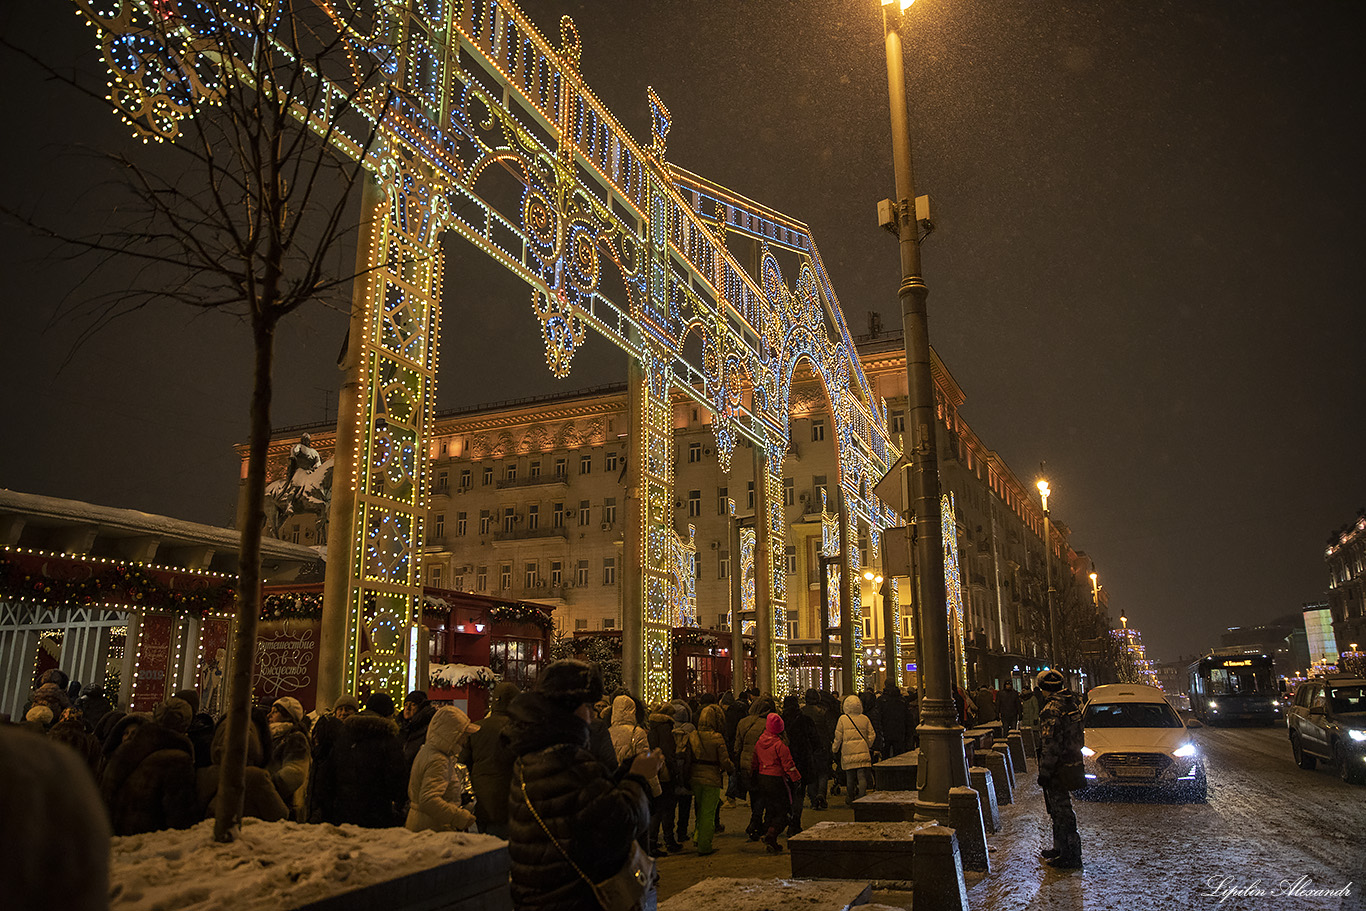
519, 777, 596, 889
843, 713, 873, 749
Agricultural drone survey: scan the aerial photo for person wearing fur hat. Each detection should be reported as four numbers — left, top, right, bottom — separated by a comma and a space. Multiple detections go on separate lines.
267, 697, 312, 818
22, 704, 54, 733
753, 712, 801, 853
197, 714, 289, 822
101, 699, 198, 834
505, 660, 662, 911
364, 691, 396, 719
313, 699, 408, 827
405, 705, 480, 833
460, 681, 521, 837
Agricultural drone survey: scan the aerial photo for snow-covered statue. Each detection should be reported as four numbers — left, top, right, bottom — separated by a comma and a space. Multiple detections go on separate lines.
264, 433, 334, 543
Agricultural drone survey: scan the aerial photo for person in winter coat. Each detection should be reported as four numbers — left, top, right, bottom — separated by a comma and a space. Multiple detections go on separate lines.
48, 710, 102, 775
266, 696, 311, 818
780, 694, 819, 835
460, 681, 521, 837
405, 706, 480, 833
76, 685, 115, 732
687, 703, 732, 855
752, 713, 801, 853
975, 684, 999, 724
645, 703, 682, 855
1035, 669, 1084, 869
667, 700, 696, 845
832, 694, 876, 806
609, 693, 660, 806
874, 684, 910, 757
197, 715, 289, 822
996, 681, 1022, 731
400, 689, 436, 775
101, 698, 199, 835
800, 689, 833, 809
734, 693, 776, 838
327, 707, 408, 827
505, 659, 661, 911
1020, 682, 1043, 754
721, 690, 748, 804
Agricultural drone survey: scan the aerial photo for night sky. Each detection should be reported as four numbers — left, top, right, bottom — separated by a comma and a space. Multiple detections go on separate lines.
2, 1, 1363, 663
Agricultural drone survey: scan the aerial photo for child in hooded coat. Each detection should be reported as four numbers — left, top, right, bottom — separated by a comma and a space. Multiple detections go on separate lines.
752, 712, 801, 854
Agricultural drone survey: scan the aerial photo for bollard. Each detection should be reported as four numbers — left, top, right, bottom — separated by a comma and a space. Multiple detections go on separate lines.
1020, 726, 1038, 759
913, 825, 970, 911
967, 766, 1000, 833
978, 749, 1014, 805
1006, 731, 1027, 773
947, 787, 989, 873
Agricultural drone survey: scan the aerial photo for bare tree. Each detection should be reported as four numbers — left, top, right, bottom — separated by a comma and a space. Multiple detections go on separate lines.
4, 0, 397, 841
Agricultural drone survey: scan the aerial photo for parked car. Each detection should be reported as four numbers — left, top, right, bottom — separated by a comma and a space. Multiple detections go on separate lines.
1286, 676, 1366, 784
1079, 683, 1206, 801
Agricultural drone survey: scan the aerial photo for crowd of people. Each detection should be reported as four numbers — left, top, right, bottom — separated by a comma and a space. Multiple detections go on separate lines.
3, 662, 1078, 908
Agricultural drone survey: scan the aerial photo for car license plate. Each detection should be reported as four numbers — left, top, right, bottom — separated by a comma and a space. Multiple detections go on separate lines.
1115, 767, 1155, 779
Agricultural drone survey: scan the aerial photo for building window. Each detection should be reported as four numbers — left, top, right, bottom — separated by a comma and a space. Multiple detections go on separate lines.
789, 619, 799, 639
479, 510, 492, 534
863, 618, 871, 638
603, 497, 617, 524
550, 561, 563, 586
605, 452, 619, 472
459, 469, 471, 489
428, 564, 443, 587
580, 454, 592, 474
505, 463, 518, 481
688, 490, 701, 517
456, 512, 467, 536
812, 420, 826, 442
717, 487, 729, 515
527, 504, 539, 530
500, 563, 512, 590
577, 560, 590, 586
602, 618, 616, 630
579, 500, 591, 526
436, 470, 449, 492
553, 502, 564, 528
452, 573, 465, 591
718, 613, 729, 630
482, 466, 493, 486
524, 562, 538, 588
783, 477, 794, 508
719, 550, 730, 579
502, 506, 515, 533
688, 442, 702, 463
747, 481, 755, 509
476, 566, 488, 592
786, 545, 798, 575
814, 474, 828, 504
575, 618, 588, 631
530, 460, 541, 478
603, 557, 616, 585
555, 457, 568, 478
889, 409, 905, 434
432, 514, 445, 539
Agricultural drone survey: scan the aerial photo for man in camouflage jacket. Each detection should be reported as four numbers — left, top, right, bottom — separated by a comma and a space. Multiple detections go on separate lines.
1035, 669, 1083, 869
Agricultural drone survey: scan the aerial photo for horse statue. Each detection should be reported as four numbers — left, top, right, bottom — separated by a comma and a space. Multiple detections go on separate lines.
265, 447, 334, 544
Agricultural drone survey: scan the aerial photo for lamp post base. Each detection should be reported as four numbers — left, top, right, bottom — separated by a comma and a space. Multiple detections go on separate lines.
914, 720, 969, 822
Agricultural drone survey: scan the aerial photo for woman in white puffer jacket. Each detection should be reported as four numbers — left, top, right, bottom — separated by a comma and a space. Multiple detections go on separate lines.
832, 694, 876, 806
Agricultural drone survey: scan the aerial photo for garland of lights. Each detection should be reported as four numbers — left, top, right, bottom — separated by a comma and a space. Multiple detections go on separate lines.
490, 604, 554, 630
0, 557, 235, 615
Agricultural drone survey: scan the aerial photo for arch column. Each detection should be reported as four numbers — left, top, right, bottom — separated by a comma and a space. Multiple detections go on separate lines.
753, 438, 790, 696
320, 159, 446, 705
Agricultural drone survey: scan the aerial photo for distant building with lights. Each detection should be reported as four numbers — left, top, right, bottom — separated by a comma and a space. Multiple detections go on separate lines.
250, 326, 1113, 693
1112, 623, 1159, 687
1326, 511, 1366, 653
1302, 601, 1338, 668
1220, 614, 1310, 677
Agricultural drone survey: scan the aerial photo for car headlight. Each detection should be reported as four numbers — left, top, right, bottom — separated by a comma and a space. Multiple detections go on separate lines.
1349, 729, 1366, 743
1174, 743, 1198, 758
1272, 700, 1281, 707
1208, 701, 1219, 710
1081, 746, 1095, 757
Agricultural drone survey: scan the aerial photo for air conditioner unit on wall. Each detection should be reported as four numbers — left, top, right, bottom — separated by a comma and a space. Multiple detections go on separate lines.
601, 522, 612, 531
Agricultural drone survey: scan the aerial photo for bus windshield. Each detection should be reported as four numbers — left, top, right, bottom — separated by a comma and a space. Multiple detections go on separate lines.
1207, 665, 1271, 695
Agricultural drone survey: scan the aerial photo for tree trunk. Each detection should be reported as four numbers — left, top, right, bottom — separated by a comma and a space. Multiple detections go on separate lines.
214, 316, 275, 842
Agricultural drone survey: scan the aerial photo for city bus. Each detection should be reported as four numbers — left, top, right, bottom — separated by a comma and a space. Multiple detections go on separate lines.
1187, 652, 1282, 725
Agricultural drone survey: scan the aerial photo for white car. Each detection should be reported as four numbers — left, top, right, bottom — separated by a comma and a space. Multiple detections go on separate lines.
1080, 683, 1207, 801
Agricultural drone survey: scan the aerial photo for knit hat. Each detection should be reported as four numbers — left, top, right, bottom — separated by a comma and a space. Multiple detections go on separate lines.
765, 712, 785, 735
174, 689, 201, 714
536, 659, 605, 709
153, 697, 193, 733
25, 704, 54, 726
365, 691, 395, 718
271, 696, 305, 725
332, 693, 361, 714
1035, 669, 1066, 693
404, 689, 430, 708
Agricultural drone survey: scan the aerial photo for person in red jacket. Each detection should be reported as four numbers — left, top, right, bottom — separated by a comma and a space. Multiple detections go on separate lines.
752, 713, 801, 854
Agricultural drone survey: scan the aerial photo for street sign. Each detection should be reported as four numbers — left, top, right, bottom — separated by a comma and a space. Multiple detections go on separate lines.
883, 526, 913, 578
873, 455, 910, 516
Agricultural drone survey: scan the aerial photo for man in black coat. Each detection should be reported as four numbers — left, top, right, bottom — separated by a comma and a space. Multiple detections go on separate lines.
875, 684, 909, 758
505, 660, 661, 911
781, 694, 820, 835
400, 690, 436, 775
800, 688, 833, 809
460, 681, 520, 837
319, 709, 407, 827
721, 690, 749, 804
100, 698, 198, 835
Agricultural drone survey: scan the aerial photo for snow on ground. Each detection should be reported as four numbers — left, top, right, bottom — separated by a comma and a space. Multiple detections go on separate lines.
658, 877, 872, 911
109, 819, 505, 911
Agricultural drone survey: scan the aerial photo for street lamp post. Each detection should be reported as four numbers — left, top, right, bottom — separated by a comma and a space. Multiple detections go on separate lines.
1038, 479, 1060, 670
879, 0, 967, 820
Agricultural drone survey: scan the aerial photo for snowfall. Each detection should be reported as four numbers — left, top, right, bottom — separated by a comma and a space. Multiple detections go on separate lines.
109, 819, 505, 911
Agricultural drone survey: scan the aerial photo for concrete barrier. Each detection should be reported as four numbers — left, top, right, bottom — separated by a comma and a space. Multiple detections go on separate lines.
293, 840, 510, 911
787, 820, 937, 881
852, 790, 919, 822
947, 787, 989, 873
977, 749, 1014, 805
658, 878, 872, 911
872, 750, 918, 791
912, 826, 969, 911
1006, 731, 1027, 772
968, 766, 1001, 833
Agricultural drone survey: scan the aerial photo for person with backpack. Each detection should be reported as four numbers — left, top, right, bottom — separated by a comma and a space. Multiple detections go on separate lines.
1035, 669, 1084, 870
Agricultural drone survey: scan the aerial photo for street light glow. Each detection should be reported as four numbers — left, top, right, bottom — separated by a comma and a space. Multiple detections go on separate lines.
881, 0, 915, 9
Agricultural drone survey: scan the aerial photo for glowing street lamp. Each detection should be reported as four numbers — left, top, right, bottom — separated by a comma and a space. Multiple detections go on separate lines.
1037, 478, 1060, 669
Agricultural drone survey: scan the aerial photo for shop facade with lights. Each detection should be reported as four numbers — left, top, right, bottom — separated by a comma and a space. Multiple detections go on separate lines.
1326, 512, 1366, 656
